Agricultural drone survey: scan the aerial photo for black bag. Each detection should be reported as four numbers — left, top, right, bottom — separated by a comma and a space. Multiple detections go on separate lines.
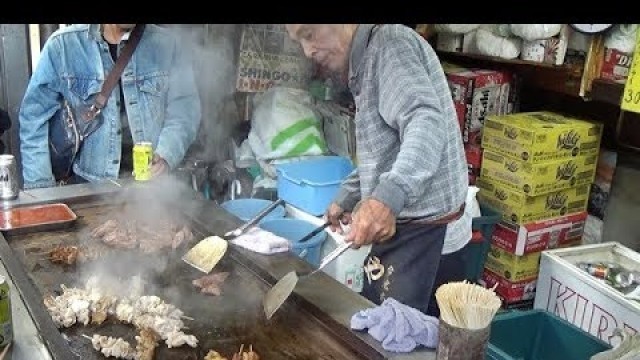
49, 99, 104, 180
48, 24, 145, 182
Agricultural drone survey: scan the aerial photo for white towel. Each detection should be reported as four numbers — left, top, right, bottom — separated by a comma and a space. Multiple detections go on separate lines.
230, 227, 291, 254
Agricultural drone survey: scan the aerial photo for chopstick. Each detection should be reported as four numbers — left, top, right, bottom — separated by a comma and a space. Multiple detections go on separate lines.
0, 342, 12, 360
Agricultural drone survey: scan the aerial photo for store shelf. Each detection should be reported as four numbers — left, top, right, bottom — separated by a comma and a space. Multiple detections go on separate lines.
590, 78, 624, 107
437, 51, 585, 98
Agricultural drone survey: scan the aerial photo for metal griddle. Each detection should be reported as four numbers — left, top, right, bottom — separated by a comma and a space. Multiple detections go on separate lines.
0, 184, 387, 360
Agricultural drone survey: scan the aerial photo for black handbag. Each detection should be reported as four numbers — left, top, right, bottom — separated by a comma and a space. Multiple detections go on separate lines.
49, 24, 145, 182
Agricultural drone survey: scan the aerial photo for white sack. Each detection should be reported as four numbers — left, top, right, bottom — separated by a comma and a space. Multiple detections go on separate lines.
475, 28, 521, 59
510, 24, 562, 41
434, 24, 480, 34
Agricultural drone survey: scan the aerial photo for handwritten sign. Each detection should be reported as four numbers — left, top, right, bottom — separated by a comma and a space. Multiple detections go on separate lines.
621, 28, 640, 113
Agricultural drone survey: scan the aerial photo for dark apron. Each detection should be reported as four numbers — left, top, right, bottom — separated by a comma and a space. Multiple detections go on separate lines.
361, 222, 447, 315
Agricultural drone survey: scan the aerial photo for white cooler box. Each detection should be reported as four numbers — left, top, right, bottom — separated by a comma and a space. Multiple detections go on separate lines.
534, 242, 640, 347
286, 204, 370, 292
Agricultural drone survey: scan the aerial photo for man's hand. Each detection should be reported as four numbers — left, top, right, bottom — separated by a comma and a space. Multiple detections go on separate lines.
324, 202, 352, 234
150, 154, 169, 178
345, 198, 396, 248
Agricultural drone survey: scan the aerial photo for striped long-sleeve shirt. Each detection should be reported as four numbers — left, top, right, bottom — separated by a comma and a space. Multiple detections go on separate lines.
334, 24, 468, 236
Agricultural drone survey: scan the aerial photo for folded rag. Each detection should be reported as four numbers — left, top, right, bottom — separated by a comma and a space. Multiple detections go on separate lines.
350, 297, 439, 353
230, 227, 291, 254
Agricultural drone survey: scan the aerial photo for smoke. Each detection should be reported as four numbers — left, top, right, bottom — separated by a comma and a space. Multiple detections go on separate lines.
167, 24, 242, 165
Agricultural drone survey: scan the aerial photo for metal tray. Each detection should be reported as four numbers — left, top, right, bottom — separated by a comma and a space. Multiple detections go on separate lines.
0, 203, 77, 235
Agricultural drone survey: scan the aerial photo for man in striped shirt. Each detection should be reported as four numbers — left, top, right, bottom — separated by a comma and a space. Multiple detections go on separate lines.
286, 24, 469, 316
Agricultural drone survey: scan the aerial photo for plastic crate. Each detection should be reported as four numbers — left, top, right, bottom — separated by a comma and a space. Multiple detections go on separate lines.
464, 205, 501, 282
276, 156, 354, 216
259, 218, 328, 267
487, 309, 611, 360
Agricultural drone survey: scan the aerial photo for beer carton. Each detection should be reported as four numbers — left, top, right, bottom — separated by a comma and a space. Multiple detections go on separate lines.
480, 150, 598, 196
482, 111, 603, 164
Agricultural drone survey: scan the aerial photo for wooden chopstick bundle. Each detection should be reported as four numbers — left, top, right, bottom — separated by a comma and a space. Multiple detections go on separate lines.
435, 280, 502, 330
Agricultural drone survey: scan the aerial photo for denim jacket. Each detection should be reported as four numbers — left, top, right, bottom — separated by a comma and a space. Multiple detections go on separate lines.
19, 24, 201, 189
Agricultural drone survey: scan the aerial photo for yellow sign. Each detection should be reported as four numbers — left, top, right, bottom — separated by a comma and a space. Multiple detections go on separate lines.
621, 28, 640, 113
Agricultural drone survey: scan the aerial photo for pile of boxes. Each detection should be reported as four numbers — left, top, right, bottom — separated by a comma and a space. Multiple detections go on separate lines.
443, 63, 520, 185
476, 111, 603, 305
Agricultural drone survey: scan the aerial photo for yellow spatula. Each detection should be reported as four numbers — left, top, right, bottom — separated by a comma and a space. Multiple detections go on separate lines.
182, 235, 228, 273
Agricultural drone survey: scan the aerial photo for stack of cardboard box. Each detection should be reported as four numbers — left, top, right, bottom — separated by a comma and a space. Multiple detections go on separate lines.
443, 64, 520, 185
476, 111, 603, 305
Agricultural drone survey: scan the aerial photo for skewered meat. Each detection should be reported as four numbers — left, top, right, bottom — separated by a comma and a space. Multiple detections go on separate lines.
165, 329, 198, 348
90, 334, 137, 360
135, 328, 160, 360
204, 350, 228, 360
231, 345, 260, 360
48, 245, 79, 265
91, 219, 118, 238
192, 272, 229, 296
91, 295, 117, 325
172, 225, 194, 249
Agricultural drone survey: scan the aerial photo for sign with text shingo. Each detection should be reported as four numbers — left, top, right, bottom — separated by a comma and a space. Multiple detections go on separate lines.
236, 24, 311, 93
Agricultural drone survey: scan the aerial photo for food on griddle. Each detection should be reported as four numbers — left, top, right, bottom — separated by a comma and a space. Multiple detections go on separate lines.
91, 218, 194, 253
45, 276, 199, 350
192, 271, 230, 296
231, 344, 260, 360
135, 327, 160, 360
89, 333, 137, 359
48, 245, 111, 266
48, 245, 79, 265
204, 350, 228, 360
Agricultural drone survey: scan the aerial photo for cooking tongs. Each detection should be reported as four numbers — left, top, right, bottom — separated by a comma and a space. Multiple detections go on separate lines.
224, 198, 286, 239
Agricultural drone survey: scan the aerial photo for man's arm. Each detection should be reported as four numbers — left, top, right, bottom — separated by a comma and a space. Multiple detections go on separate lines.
153, 37, 202, 169
370, 29, 447, 216
333, 167, 361, 211
19, 37, 62, 189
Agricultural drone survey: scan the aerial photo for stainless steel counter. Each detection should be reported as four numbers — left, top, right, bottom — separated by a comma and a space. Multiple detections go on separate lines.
1, 181, 437, 360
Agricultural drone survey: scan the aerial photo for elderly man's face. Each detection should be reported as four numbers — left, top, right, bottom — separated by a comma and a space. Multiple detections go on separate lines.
286, 24, 352, 74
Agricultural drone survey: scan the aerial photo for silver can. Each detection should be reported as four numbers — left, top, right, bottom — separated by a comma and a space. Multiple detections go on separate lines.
0, 155, 19, 201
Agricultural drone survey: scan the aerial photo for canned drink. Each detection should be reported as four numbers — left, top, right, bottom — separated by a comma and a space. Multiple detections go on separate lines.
0, 275, 12, 347
0, 155, 18, 201
133, 142, 153, 181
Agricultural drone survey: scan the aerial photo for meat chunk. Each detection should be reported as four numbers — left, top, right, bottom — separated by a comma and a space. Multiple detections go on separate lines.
192, 272, 229, 296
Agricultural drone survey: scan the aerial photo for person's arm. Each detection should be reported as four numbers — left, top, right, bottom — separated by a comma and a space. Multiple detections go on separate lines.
19, 36, 63, 189
333, 167, 361, 211
370, 31, 447, 217
153, 36, 202, 169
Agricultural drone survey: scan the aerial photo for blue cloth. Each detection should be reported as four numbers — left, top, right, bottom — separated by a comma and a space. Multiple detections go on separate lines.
350, 297, 440, 352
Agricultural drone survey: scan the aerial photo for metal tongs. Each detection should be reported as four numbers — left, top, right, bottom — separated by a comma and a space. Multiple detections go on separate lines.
223, 198, 285, 239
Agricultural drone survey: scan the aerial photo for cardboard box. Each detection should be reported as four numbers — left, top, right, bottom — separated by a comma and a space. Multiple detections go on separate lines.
236, 24, 311, 92
482, 111, 603, 164
436, 32, 475, 53
480, 268, 538, 304
477, 178, 591, 224
465, 143, 483, 185
534, 242, 640, 347
492, 211, 588, 256
444, 68, 514, 145
484, 244, 541, 282
480, 150, 598, 196
600, 47, 633, 84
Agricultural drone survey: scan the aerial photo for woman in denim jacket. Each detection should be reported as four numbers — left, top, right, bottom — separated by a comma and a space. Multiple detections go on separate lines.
19, 24, 201, 189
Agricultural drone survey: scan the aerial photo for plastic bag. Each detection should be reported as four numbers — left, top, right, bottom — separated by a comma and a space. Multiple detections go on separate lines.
510, 24, 562, 41
434, 24, 480, 34
475, 28, 521, 59
247, 86, 328, 163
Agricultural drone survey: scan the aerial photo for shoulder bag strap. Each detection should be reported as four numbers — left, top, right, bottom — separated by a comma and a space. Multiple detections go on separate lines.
82, 24, 146, 121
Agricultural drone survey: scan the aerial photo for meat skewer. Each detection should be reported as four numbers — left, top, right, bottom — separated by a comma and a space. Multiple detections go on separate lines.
82, 334, 137, 360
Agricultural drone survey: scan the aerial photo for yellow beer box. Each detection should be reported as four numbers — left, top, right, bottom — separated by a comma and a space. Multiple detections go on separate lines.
477, 177, 590, 224
484, 244, 541, 282
482, 111, 602, 164
480, 150, 598, 196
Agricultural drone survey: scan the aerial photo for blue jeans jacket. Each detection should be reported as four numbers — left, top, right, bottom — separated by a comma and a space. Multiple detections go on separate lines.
19, 24, 201, 189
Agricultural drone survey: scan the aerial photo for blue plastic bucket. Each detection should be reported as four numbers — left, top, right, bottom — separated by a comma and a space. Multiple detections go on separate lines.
221, 198, 286, 223
259, 218, 327, 267
276, 156, 354, 216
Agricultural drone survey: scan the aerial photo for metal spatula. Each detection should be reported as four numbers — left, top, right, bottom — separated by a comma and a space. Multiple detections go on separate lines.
263, 241, 351, 320
182, 198, 285, 273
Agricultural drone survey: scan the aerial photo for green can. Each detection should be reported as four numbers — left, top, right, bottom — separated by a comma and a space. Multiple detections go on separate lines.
0, 275, 12, 347
133, 142, 153, 181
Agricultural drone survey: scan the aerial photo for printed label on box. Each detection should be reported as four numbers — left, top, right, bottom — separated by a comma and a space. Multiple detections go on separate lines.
480, 268, 537, 304
484, 245, 541, 282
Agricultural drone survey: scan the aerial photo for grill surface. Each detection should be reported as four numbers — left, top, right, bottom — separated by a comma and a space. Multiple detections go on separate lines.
6, 200, 368, 360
